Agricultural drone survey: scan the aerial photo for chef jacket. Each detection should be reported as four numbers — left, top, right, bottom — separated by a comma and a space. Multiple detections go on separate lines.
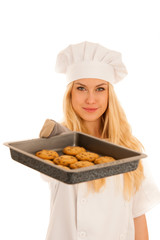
41, 160, 160, 240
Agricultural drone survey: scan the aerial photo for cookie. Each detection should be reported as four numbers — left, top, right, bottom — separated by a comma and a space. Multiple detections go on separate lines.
35, 149, 59, 160
53, 155, 78, 166
94, 156, 115, 164
57, 165, 70, 170
76, 152, 99, 162
46, 160, 55, 164
63, 146, 86, 155
70, 161, 94, 169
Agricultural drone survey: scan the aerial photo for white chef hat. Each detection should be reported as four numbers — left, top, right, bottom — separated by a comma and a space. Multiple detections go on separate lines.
55, 41, 128, 84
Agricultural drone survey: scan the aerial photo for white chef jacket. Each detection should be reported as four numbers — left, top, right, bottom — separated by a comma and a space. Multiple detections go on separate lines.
41, 160, 160, 240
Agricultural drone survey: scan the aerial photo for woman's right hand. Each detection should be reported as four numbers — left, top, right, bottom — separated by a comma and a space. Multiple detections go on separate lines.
39, 119, 56, 138
39, 119, 71, 138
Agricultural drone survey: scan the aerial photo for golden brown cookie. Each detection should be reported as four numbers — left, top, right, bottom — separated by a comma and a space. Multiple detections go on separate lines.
70, 161, 94, 169
46, 160, 55, 164
76, 152, 99, 162
53, 155, 78, 166
35, 149, 59, 160
94, 156, 115, 164
57, 165, 70, 170
63, 146, 86, 155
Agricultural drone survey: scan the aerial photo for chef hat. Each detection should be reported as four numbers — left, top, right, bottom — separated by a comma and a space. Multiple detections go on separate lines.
55, 41, 128, 84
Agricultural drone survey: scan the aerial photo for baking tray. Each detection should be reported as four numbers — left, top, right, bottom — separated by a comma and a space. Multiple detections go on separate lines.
4, 132, 147, 184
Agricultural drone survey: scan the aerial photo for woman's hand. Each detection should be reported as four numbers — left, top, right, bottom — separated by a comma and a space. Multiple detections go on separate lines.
39, 119, 71, 138
39, 119, 56, 138
134, 214, 149, 240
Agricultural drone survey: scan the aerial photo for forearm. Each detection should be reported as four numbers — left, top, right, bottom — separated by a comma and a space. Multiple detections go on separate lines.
134, 214, 149, 240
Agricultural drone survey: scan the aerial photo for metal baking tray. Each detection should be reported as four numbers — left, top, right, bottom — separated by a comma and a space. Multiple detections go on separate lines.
4, 132, 147, 184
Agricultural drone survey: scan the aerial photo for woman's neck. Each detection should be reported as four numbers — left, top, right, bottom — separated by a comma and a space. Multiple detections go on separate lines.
83, 120, 102, 138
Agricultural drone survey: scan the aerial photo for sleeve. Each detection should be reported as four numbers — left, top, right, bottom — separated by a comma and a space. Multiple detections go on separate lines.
132, 159, 160, 218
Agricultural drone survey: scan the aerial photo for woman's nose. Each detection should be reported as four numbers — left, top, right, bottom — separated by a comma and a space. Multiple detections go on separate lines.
85, 92, 96, 104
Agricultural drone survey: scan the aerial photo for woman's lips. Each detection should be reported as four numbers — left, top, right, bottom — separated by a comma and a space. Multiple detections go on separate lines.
83, 107, 98, 113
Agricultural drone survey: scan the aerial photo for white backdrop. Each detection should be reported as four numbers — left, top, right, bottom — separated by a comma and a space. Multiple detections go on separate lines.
0, 0, 160, 239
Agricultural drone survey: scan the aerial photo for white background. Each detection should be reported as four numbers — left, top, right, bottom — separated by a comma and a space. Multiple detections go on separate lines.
0, 0, 160, 239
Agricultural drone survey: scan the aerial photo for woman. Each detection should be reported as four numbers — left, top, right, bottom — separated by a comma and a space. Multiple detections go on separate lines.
40, 41, 160, 240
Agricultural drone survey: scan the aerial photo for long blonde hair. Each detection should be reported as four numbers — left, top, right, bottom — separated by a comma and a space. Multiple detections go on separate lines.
63, 82, 144, 200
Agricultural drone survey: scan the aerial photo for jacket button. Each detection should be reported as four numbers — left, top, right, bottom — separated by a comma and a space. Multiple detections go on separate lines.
81, 198, 87, 204
119, 234, 125, 239
79, 231, 86, 238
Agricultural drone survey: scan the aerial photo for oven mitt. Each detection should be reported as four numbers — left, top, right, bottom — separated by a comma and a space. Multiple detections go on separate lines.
39, 119, 71, 138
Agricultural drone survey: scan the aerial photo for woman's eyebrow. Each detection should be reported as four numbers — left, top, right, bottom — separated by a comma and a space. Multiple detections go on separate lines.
74, 82, 86, 87
74, 82, 108, 87
96, 83, 108, 87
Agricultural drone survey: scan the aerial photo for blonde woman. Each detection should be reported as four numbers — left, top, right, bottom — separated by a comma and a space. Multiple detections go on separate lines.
40, 42, 160, 240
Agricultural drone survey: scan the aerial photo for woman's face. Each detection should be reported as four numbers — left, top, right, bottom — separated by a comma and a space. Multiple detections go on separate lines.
71, 78, 109, 123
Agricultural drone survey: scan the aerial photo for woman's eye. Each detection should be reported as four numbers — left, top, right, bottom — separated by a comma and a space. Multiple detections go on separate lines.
96, 87, 105, 91
77, 86, 86, 91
